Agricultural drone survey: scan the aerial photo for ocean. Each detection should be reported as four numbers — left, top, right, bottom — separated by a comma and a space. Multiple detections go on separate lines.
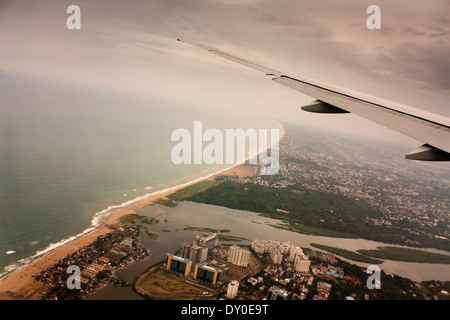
0, 74, 281, 279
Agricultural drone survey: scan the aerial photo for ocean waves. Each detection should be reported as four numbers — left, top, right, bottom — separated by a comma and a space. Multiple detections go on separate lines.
0, 164, 236, 281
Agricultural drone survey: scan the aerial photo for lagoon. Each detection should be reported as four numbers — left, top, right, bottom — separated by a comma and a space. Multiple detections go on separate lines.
88, 201, 450, 299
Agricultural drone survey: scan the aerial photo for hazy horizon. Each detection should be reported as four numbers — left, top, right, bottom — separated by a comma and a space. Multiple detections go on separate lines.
1, 0, 449, 145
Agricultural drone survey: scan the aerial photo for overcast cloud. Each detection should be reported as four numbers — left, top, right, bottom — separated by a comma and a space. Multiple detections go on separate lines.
1, 0, 449, 143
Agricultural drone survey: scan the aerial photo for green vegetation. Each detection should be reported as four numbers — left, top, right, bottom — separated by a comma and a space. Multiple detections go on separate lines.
183, 225, 230, 233
154, 198, 177, 207
119, 214, 139, 225
357, 246, 450, 264
217, 235, 249, 242
119, 214, 159, 225
273, 222, 358, 239
144, 229, 159, 240
310, 243, 383, 264
187, 181, 382, 240
156, 180, 221, 208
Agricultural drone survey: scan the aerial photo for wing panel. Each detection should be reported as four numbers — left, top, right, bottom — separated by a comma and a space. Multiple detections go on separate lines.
273, 76, 450, 154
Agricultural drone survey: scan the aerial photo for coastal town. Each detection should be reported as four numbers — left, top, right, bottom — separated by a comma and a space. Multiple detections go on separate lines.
1, 184, 449, 300
32, 224, 149, 300
6, 226, 447, 300
134, 233, 450, 300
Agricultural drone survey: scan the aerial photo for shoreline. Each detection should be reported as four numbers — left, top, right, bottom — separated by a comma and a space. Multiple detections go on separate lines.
0, 122, 284, 300
0, 164, 257, 300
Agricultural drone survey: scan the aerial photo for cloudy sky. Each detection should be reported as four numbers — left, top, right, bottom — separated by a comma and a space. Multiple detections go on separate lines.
1, 0, 449, 145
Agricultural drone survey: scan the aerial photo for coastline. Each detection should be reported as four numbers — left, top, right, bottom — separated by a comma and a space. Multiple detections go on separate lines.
0, 122, 284, 300
0, 164, 257, 300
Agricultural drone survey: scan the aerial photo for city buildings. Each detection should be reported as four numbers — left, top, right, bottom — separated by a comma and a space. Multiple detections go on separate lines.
194, 233, 219, 249
166, 254, 192, 276
227, 245, 251, 267
266, 285, 289, 300
182, 244, 209, 265
193, 263, 221, 285
289, 246, 303, 262
120, 237, 133, 247
181, 234, 219, 264
270, 247, 283, 265
251, 239, 311, 268
167, 234, 223, 286
294, 254, 311, 273
226, 280, 239, 299
314, 281, 333, 300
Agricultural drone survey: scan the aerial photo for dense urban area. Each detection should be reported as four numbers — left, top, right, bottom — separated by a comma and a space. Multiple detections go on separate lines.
134, 233, 450, 300
32, 224, 149, 300
189, 124, 450, 251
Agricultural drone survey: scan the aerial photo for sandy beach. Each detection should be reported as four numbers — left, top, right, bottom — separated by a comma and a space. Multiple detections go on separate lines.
0, 164, 256, 300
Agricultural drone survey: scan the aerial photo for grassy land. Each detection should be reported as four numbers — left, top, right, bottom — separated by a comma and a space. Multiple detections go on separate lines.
144, 229, 159, 240
183, 225, 230, 233
357, 246, 450, 264
138, 268, 210, 299
154, 198, 177, 207
272, 222, 359, 239
310, 243, 383, 264
187, 181, 382, 241
119, 214, 159, 225
218, 235, 249, 242
155, 180, 222, 208
119, 214, 139, 225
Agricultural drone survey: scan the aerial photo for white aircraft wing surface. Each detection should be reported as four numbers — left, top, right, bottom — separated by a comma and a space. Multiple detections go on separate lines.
178, 39, 450, 161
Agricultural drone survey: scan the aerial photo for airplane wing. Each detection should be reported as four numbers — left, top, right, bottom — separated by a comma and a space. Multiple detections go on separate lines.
177, 39, 450, 161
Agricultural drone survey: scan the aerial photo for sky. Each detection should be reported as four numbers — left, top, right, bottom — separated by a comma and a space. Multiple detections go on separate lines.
1, 0, 449, 148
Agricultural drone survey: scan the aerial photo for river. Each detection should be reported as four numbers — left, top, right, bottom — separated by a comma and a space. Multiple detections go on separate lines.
88, 201, 450, 299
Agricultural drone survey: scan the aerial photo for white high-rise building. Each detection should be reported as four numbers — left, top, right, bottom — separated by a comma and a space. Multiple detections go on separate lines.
227, 245, 251, 267
194, 234, 219, 249
289, 246, 303, 262
251, 239, 268, 254
277, 241, 293, 254
270, 247, 283, 265
226, 280, 239, 299
294, 254, 311, 273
